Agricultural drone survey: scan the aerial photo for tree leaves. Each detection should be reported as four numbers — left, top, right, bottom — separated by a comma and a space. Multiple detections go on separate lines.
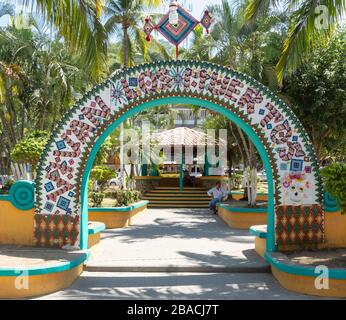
321, 163, 346, 214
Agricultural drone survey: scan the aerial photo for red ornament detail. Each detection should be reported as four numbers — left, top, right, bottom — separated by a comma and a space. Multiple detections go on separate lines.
143, 17, 154, 41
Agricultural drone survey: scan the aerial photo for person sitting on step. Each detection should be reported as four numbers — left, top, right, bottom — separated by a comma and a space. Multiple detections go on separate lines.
207, 181, 227, 214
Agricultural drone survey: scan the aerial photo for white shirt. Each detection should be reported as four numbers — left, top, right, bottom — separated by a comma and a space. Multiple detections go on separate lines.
207, 186, 227, 199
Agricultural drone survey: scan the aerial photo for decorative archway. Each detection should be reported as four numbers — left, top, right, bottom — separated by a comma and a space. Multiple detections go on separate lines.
34, 60, 324, 251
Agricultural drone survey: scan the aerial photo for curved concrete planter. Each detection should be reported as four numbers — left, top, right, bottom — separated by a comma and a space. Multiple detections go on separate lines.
0, 197, 108, 247
249, 225, 267, 258
266, 252, 346, 298
217, 203, 267, 229
88, 200, 149, 229
0, 197, 35, 246
88, 221, 106, 248
0, 251, 89, 299
230, 191, 268, 201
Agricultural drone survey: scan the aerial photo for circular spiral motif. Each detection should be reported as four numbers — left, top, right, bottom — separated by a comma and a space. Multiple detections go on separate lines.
9, 181, 35, 210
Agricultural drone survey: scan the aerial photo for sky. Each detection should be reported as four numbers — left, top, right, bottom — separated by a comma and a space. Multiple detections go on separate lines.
0, 0, 224, 27
175, 0, 223, 17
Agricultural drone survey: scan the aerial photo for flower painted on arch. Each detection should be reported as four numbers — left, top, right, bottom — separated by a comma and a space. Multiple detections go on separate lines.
169, 66, 185, 90
111, 81, 127, 104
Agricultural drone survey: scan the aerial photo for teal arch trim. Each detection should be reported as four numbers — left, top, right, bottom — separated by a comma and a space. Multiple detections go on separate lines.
218, 203, 267, 213
80, 97, 276, 253
88, 200, 149, 212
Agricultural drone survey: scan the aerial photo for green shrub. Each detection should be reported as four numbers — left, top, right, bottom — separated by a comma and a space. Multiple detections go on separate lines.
10, 131, 48, 171
90, 165, 116, 191
320, 163, 346, 214
0, 179, 15, 195
105, 189, 141, 207
88, 180, 94, 192
89, 192, 105, 208
230, 173, 243, 189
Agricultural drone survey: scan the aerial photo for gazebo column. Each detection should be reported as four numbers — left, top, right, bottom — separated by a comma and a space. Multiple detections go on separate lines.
141, 163, 147, 176
204, 153, 210, 176
179, 153, 183, 191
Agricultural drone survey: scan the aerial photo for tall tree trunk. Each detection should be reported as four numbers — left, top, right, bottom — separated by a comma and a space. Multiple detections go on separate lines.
236, 126, 250, 166
123, 25, 129, 67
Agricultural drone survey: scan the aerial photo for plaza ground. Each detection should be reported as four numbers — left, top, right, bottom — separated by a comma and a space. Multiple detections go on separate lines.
36, 208, 329, 300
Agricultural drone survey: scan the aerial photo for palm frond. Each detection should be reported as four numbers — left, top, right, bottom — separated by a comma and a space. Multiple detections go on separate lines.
23, 0, 108, 81
245, 0, 278, 22
276, 0, 346, 81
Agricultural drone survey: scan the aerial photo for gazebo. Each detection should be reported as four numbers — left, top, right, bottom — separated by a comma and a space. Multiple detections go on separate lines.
137, 127, 227, 191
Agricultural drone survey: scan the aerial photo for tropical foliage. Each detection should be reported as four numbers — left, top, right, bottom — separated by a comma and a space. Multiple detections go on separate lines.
245, 0, 346, 80
0, 0, 344, 186
90, 165, 116, 190
283, 29, 346, 161
10, 130, 48, 172
321, 163, 346, 214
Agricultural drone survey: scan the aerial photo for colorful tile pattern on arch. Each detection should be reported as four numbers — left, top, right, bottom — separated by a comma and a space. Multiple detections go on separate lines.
34, 60, 324, 248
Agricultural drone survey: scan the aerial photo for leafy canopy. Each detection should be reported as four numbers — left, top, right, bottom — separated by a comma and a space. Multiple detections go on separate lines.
10, 130, 48, 169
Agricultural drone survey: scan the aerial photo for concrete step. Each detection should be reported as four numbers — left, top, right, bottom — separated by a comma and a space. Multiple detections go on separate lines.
84, 265, 271, 273
148, 204, 210, 208
148, 190, 208, 194
143, 196, 211, 200
144, 187, 209, 208
154, 187, 206, 190
149, 199, 209, 205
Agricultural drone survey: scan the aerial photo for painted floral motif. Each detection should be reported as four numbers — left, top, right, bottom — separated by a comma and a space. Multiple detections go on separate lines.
168, 66, 185, 90
111, 81, 127, 104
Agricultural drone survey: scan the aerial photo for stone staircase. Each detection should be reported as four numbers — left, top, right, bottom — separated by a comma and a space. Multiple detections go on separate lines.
142, 187, 210, 208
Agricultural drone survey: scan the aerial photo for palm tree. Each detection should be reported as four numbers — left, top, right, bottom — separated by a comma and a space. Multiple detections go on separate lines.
245, 0, 346, 80
0, 14, 90, 177
22, 0, 108, 80
104, 0, 166, 67
185, 0, 287, 88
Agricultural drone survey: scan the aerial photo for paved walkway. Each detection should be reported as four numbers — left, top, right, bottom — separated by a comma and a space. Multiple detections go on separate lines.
36, 208, 326, 300
37, 271, 324, 300
86, 208, 269, 272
